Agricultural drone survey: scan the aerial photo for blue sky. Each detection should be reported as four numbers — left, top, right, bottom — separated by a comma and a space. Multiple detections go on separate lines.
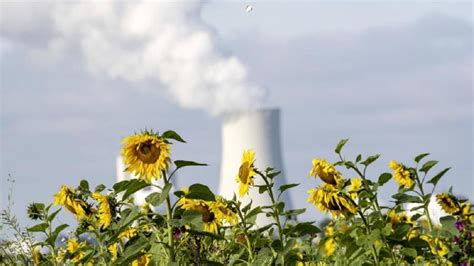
0, 1, 472, 226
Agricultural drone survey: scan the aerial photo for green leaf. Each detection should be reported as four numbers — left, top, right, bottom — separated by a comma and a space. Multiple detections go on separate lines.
157, 183, 173, 206
94, 184, 106, 192
401, 247, 417, 258
361, 154, 380, 166
427, 167, 450, 186
47, 224, 69, 246
284, 208, 306, 217
414, 153, 430, 163
122, 180, 149, 201
440, 215, 457, 235
186, 184, 215, 201
28, 223, 48, 232
355, 154, 362, 163
411, 213, 422, 221
377, 173, 392, 186
145, 184, 173, 207
393, 223, 412, 239
145, 192, 161, 205
174, 160, 207, 170
246, 206, 262, 220
162, 130, 186, 143
287, 222, 321, 237
48, 208, 62, 222
79, 180, 89, 191
188, 229, 225, 240
420, 160, 438, 173
114, 237, 151, 265
392, 193, 423, 204
113, 179, 133, 193
278, 183, 299, 198
335, 139, 349, 154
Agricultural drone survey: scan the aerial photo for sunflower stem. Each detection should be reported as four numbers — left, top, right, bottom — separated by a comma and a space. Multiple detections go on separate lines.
414, 169, 433, 231
257, 170, 285, 244
163, 174, 175, 262
234, 203, 254, 261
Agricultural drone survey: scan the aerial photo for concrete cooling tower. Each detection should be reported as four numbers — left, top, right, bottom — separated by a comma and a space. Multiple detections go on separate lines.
218, 108, 292, 226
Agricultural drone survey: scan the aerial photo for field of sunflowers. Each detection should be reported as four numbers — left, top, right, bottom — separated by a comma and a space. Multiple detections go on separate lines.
1, 130, 472, 265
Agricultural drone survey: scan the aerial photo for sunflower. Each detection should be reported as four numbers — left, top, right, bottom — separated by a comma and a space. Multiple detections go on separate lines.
235, 150, 257, 197
420, 235, 449, 257
389, 160, 414, 189
121, 132, 171, 183
436, 193, 460, 214
132, 253, 151, 266
309, 159, 343, 186
92, 192, 112, 229
210, 196, 238, 226
53, 185, 89, 219
178, 198, 221, 234
108, 243, 118, 262
348, 177, 362, 200
324, 238, 336, 256
66, 238, 86, 264
119, 227, 138, 240
307, 184, 358, 218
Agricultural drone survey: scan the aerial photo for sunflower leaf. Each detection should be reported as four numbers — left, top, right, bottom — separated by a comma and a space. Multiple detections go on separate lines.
420, 160, 438, 173
174, 160, 208, 170
27, 223, 48, 232
186, 184, 215, 201
361, 154, 380, 166
162, 130, 186, 143
414, 153, 430, 163
121, 180, 149, 201
427, 167, 450, 187
278, 183, 299, 194
335, 139, 349, 154
378, 173, 392, 186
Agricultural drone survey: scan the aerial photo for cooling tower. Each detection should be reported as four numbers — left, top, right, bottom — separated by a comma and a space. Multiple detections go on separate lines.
218, 108, 292, 226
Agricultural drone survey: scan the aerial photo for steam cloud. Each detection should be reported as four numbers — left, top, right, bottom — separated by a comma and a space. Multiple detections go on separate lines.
0, 0, 266, 115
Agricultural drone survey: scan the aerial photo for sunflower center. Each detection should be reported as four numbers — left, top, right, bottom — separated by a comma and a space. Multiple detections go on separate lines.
137, 141, 161, 164
239, 162, 250, 183
194, 205, 215, 223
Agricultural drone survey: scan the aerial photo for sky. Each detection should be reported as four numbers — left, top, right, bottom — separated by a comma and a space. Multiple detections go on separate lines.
0, 0, 472, 228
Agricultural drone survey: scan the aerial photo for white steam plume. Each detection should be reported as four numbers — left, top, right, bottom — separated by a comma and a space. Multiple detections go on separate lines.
0, 1, 266, 115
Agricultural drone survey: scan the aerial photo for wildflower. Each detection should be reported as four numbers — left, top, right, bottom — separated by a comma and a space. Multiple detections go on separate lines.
309, 159, 343, 186
53, 185, 88, 219
119, 227, 138, 240
121, 132, 171, 183
389, 160, 414, 189
132, 253, 151, 266
348, 178, 362, 200
324, 238, 336, 256
235, 150, 257, 197
455, 220, 465, 231
436, 193, 460, 214
325, 224, 334, 237
420, 235, 449, 257
32, 247, 42, 265
307, 184, 358, 218
108, 243, 118, 261
92, 192, 112, 229
66, 238, 86, 263
27, 203, 44, 221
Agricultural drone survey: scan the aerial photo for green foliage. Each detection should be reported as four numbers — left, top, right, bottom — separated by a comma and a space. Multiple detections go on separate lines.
2, 133, 473, 265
